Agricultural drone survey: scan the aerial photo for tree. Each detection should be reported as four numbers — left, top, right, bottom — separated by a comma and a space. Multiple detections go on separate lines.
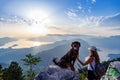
0, 64, 3, 80
3, 61, 24, 80
0, 65, 2, 70
21, 54, 41, 80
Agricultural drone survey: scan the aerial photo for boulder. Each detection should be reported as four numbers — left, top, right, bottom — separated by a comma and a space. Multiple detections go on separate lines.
35, 64, 79, 80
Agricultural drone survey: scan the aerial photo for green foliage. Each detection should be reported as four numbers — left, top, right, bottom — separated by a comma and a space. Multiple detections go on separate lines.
0, 64, 3, 80
102, 57, 120, 69
0, 65, 2, 70
78, 73, 87, 80
77, 63, 87, 80
21, 53, 41, 80
2, 61, 24, 80
21, 54, 41, 66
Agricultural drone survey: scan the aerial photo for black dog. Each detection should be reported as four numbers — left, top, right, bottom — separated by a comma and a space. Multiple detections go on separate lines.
53, 41, 81, 71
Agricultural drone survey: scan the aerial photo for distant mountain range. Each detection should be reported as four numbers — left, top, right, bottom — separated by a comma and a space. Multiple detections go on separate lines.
0, 35, 120, 71
85, 35, 120, 50
108, 54, 120, 60
0, 37, 17, 46
30, 34, 120, 50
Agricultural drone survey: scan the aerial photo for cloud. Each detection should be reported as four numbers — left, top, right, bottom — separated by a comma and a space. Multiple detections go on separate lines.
66, 0, 95, 20
81, 16, 104, 27
65, 8, 79, 20
66, 10, 120, 36
29, 34, 86, 42
69, 0, 119, 29
47, 25, 79, 35
49, 26, 61, 30
57, 10, 120, 36
100, 13, 120, 27
0, 37, 17, 46
0, 16, 25, 24
0, 15, 41, 26
0, 0, 120, 37
11, 44, 18, 47
78, 13, 120, 28
91, 0, 96, 4
78, 5, 82, 10
88, 7, 91, 13
66, 3, 120, 29
66, 11, 77, 18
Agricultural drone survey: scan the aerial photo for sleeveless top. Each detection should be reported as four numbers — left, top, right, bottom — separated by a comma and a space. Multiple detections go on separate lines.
87, 57, 96, 71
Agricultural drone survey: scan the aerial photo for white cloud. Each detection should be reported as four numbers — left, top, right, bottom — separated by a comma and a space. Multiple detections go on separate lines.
66, 3, 120, 28
66, 11, 77, 17
100, 13, 120, 27
88, 7, 91, 13
0, 16, 25, 24
78, 5, 82, 10
91, 0, 96, 4
65, 9, 78, 20
66, 10, 120, 36
78, 16, 104, 28
66, 1, 95, 20
0, 15, 43, 26
2, 10, 116, 37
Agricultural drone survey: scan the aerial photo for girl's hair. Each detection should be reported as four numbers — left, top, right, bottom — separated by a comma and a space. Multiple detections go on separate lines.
90, 50, 100, 63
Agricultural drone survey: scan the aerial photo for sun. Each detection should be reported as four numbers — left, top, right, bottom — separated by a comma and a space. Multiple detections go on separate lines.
27, 25, 48, 35
33, 42, 41, 46
26, 9, 49, 22
25, 9, 51, 35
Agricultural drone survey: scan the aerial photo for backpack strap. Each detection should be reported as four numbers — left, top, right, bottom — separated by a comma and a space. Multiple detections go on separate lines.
89, 57, 95, 71
90, 63, 97, 76
90, 63, 94, 70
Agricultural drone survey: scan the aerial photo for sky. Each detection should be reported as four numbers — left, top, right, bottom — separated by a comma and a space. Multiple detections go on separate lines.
0, 0, 120, 48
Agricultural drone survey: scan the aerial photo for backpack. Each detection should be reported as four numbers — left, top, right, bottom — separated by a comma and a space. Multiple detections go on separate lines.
91, 63, 106, 78
95, 63, 106, 78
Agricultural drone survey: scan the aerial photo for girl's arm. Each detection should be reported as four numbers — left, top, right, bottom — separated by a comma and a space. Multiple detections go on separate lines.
77, 56, 93, 66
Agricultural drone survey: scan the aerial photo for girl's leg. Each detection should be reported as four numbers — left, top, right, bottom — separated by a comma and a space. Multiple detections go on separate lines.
88, 70, 96, 80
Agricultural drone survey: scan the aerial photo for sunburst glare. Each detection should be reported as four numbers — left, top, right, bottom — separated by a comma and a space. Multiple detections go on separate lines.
33, 41, 41, 46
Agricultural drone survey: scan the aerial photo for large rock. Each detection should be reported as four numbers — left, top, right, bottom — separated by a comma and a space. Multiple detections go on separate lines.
35, 64, 79, 80
104, 61, 120, 80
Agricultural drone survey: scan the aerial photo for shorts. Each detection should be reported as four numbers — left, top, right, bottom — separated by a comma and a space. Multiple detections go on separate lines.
87, 70, 98, 80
